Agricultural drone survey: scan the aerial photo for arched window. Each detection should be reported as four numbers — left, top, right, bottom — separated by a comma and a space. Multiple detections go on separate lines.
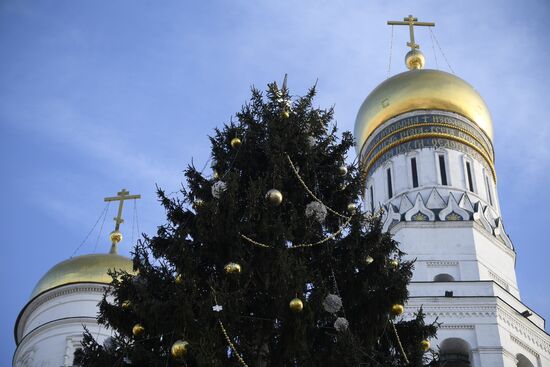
516, 354, 535, 367
434, 273, 455, 282
440, 338, 471, 367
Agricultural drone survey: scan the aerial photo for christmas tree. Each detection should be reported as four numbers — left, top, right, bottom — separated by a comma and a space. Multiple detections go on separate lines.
76, 79, 438, 367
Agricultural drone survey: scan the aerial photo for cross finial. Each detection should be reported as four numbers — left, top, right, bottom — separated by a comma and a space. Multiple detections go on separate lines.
104, 188, 141, 254
387, 15, 435, 51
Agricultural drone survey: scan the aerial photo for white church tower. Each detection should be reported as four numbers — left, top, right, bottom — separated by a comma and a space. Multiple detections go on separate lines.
354, 16, 550, 367
12, 189, 138, 367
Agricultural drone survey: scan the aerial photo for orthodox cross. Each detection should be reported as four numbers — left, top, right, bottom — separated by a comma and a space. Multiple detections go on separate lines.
387, 15, 435, 50
104, 188, 141, 232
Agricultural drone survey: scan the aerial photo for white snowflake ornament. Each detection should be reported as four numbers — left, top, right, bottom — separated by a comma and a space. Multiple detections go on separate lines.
305, 201, 328, 223
211, 181, 227, 199
322, 294, 343, 314
334, 317, 349, 332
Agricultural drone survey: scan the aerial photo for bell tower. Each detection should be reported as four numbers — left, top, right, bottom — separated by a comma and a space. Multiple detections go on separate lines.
354, 16, 550, 367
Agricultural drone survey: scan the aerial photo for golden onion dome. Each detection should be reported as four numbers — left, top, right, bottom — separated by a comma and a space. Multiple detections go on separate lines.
354, 68, 493, 153
30, 253, 134, 299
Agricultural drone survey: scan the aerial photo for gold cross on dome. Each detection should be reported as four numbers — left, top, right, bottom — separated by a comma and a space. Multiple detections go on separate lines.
104, 188, 141, 232
387, 15, 435, 50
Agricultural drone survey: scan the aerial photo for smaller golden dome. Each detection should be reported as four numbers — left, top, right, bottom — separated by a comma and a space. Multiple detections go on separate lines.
30, 253, 135, 298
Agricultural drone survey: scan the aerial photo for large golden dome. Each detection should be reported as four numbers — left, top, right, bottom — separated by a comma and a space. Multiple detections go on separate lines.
30, 253, 134, 298
354, 69, 493, 153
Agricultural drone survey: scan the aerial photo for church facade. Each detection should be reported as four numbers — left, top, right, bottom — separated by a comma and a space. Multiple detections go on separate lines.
354, 17, 550, 367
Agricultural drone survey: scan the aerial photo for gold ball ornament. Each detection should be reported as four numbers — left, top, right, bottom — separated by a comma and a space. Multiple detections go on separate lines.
338, 165, 348, 176
365, 255, 374, 265
121, 300, 131, 310
230, 137, 242, 149
289, 297, 304, 313
171, 339, 189, 359
175, 273, 183, 285
391, 304, 404, 316
405, 49, 425, 70
281, 110, 290, 119
193, 199, 204, 209
109, 230, 123, 244
132, 323, 145, 337
389, 259, 399, 269
213, 170, 219, 179
266, 189, 283, 206
224, 262, 242, 274
421, 339, 430, 352
347, 203, 357, 214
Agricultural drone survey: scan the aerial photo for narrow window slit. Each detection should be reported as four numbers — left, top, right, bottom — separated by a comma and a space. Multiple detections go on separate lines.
386, 168, 393, 198
466, 161, 474, 192
438, 155, 448, 186
411, 157, 419, 188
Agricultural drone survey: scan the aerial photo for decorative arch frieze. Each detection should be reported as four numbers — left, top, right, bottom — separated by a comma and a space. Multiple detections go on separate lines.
405, 193, 435, 221
398, 194, 414, 214
382, 203, 401, 232
473, 202, 493, 233
377, 189, 515, 249
439, 193, 470, 221
426, 188, 446, 210
494, 218, 514, 249
458, 192, 475, 212
483, 205, 498, 228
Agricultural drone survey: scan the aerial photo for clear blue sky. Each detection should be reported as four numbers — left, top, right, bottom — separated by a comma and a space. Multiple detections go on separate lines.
1, 1, 549, 364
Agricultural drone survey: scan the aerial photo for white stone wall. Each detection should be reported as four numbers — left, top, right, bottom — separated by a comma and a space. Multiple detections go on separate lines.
13, 283, 113, 367
391, 222, 519, 297
365, 148, 499, 215
405, 297, 550, 367
360, 110, 550, 366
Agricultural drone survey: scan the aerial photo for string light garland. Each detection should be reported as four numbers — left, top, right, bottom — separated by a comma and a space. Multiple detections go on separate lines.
240, 215, 352, 249
285, 153, 350, 220
240, 151, 356, 249
218, 320, 249, 367
390, 321, 410, 364
239, 234, 272, 248
209, 285, 249, 367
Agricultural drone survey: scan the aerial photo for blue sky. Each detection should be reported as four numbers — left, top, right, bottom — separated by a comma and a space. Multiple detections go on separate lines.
1, 0, 549, 364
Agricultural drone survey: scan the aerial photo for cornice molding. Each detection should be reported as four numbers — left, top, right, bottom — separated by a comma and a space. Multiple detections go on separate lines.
16, 283, 108, 344
510, 334, 540, 358
496, 305, 550, 355
439, 324, 475, 330
426, 260, 459, 267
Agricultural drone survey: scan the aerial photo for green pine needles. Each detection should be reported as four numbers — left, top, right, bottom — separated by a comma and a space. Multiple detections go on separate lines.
76, 80, 438, 367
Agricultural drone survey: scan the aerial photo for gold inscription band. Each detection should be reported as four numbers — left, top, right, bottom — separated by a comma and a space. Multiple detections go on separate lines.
361, 122, 494, 166
361, 132, 497, 183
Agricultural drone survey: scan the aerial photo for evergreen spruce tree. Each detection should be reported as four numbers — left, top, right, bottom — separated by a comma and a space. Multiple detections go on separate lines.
76, 80, 438, 367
